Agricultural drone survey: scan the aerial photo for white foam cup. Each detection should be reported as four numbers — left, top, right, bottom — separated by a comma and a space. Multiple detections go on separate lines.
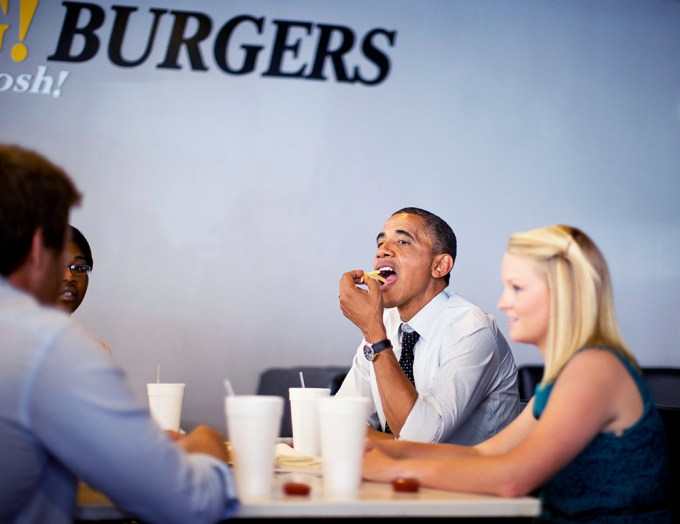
289, 387, 330, 457
225, 395, 284, 498
317, 396, 371, 493
147, 383, 185, 432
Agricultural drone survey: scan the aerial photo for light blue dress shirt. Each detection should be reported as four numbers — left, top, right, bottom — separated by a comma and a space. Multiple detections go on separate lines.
0, 278, 239, 524
337, 289, 520, 445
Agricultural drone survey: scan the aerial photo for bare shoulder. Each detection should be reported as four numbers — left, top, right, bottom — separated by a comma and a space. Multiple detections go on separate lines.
558, 347, 641, 433
553, 347, 635, 404
563, 347, 630, 379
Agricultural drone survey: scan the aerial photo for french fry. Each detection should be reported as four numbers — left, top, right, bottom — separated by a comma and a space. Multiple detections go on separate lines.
361, 270, 386, 284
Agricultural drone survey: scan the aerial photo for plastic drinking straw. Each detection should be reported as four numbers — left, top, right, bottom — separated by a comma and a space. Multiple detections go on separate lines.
224, 379, 235, 397
156, 364, 160, 383
299, 371, 306, 388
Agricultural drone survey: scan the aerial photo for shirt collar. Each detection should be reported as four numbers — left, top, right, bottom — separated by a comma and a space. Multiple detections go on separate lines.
400, 290, 449, 342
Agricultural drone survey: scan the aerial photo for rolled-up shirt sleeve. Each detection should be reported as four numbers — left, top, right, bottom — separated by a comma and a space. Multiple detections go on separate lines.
399, 320, 508, 444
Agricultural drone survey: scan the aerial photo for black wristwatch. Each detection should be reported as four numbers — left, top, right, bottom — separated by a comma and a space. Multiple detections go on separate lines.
363, 339, 393, 362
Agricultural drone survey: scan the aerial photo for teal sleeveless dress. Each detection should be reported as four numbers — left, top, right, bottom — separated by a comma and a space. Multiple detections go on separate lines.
533, 348, 671, 523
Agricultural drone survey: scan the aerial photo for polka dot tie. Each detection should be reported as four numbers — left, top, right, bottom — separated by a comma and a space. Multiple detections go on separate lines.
384, 325, 420, 434
399, 328, 419, 386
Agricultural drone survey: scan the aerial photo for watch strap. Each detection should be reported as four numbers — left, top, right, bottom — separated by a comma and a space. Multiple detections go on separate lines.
370, 339, 392, 352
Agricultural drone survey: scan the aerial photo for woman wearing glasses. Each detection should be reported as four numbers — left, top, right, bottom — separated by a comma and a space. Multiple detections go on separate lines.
58, 225, 93, 314
57, 225, 111, 354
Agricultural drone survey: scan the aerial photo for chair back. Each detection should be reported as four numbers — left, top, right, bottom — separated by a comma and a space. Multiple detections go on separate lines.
641, 367, 680, 409
641, 368, 680, 520
256, 366, 350, 437
517, 365, 544, 406
658, 406, 680, 520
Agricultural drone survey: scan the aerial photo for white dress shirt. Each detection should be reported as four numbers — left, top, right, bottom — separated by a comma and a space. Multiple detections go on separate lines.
337, 289, 520, 445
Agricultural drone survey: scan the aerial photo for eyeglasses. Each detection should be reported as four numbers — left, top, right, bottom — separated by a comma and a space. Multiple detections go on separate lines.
68, 264, 92, 276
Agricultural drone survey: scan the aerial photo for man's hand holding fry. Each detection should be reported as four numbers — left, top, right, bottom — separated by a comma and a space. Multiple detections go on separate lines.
338, 270, 387, 342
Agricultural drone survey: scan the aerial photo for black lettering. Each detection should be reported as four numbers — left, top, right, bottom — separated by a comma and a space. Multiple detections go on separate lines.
108, 6, 167, 67
157, 10, 212, 71
307, 24, 355, 82
262, 19, 312, 78
47, 1, 105, 62
213, 15, 264, 75
48, 6, 397, 85
353, 28, 396, 86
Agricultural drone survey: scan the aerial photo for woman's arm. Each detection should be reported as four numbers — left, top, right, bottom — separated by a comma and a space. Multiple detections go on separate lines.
367, 395, 538, 460
362, 349, 639, 497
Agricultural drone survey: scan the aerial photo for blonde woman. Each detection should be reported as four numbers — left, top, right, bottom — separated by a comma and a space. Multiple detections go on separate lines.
362, 225, 670, 523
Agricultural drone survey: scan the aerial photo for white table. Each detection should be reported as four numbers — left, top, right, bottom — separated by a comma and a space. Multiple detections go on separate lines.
239, 468, 540, 518
77, 465, 541, 521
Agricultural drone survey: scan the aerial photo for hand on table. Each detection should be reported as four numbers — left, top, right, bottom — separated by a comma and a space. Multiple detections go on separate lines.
174, 425, 229, 463
362, 446, 401, 483
165, 429, 183, 442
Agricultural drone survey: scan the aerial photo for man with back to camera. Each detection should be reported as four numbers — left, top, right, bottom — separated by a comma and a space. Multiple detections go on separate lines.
337, 207, 519, 444
0, 144, 239, 524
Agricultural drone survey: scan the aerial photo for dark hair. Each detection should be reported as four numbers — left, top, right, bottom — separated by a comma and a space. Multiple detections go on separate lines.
0, 144, 81, 276
392, 207, 457, 285
70, 225, 93, 268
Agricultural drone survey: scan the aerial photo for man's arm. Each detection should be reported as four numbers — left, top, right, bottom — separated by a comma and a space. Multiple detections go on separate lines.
339, 271, 416, 437
35, 326, 239, 524
369, 347, 418, 437
367, 425, 396, 440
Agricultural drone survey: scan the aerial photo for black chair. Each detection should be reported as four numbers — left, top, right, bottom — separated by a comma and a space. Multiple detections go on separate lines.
517, 365, 544, 406
256, 365, 350, 437
657, 406, 680, 522
329, 371, 348, 395
641, 367, 680, 409
640, 368, 680, 521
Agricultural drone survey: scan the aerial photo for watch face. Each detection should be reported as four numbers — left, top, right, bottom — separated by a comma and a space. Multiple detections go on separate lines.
363, 344, 375, 361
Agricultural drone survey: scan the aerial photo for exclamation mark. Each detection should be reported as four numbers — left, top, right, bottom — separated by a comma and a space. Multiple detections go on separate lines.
0, 0, 9, 53
11, 0, 39, 62
52, 70, 69, 98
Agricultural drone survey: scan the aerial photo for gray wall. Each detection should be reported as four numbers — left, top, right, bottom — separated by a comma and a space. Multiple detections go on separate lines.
2, 0, 679, 432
